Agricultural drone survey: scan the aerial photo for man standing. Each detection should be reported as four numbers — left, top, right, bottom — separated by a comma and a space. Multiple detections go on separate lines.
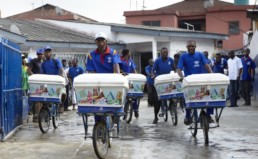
241, 48, 256, 106
27, 48, 44, 122
152, 47, 175, 124
68, 58, 84, 110
212, 53, 228, 74
145, 59, 154, 107
227, 50, 243, 107
177, 40, 212, 125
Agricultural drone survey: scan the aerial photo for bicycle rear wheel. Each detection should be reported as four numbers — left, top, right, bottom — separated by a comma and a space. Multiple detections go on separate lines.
93, 121, 109, 159
169, 101, 178, 126
38, 105, 50, 133
52, 104, 60, 129
124, 101, 133, 124
200, 111, 209, 145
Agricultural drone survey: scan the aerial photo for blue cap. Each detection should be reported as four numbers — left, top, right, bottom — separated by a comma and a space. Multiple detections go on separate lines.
44, 46, 52, 51
36, 48, 44, 55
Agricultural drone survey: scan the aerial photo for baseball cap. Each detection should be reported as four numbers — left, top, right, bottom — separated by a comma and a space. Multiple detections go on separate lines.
44, 46, 52, 51
95, 32, 107, 40
36, 48, 44, 55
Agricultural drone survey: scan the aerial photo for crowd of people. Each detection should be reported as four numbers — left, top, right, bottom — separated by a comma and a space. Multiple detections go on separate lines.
21, 32, 256, 126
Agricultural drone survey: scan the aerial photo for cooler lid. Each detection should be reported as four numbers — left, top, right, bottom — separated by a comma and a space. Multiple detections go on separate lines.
74, 73, 129, 89
126, 74, 146, 82
182, 73, 230, 87
154, 72, 181, 85
28, 74, 65, 85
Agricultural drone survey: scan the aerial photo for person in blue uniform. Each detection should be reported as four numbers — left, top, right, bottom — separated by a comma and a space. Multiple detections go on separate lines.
119, 49, 141, 118
241, 48, 256, 106
212, 53, 228, 74
177, 40, 213, 125
120, 49, 137, 74
41, 46, 63, 75
202, 51, 212, 73
145, 59, 154, 107
68, 58, 84, 110
86, 32, 120, 73
152, 47, 175, 124
86, 32, 121, 122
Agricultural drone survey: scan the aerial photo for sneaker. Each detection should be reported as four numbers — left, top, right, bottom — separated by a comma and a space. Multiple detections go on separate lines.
243, 103, 251, 106
33, 116, 38, 123
184, 117, 192, 125
134, 111, 139, 118
152, 118, 158, 124
208, 115, 214, 123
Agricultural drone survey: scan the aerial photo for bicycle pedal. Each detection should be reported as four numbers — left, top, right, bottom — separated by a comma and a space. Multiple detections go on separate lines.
159, 113, 163, 117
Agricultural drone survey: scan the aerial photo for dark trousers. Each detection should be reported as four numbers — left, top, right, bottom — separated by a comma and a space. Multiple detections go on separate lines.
64, 84, 70, 110
147, 84, 155, 106
133, 98, 140, 112
152, 87, 161, 119
242, 80, 252, 105
229, 80, 239, 106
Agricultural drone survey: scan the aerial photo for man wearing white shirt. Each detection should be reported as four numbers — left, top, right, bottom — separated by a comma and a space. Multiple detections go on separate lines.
227, 50, 243, 107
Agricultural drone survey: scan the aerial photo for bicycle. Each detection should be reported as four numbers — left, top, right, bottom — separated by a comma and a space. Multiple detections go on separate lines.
37, 102, 61, 133
123, 73, 146, 124
188, 106, 224, 145
159, 99, 178, 125
123, 96, 141, 124
79, 108, 123, 159
74, 73, 129, 159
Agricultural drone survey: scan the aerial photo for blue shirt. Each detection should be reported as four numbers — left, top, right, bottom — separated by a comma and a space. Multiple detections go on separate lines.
41, 58, 63, 75
212, 58, 227, 74
177, 52, 208, 77
241, 56, 256, 80
86, 47, 121, 73
145, 65, 154, 85
68, 66, 84, 82
119, 57, 137, 73
202, 58, 212, 73
153, 57, 174, 76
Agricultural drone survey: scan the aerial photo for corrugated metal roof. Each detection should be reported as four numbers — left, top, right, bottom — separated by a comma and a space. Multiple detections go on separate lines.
74, 20, 228, 39
157, 0, 233, 14
0, 18, 97, 44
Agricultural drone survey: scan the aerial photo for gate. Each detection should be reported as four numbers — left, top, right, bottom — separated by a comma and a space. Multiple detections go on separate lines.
0, 36, 22, 141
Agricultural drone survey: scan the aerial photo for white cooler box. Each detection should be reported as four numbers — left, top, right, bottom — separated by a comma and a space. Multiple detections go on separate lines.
154, 72, 183, 100
28, 74, 66, 103
74, 74, 129, 114
182, 73, 229, 108
126, 74, 146, 98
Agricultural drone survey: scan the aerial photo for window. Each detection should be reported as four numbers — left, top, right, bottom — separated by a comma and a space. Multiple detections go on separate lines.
142, 21, 160, 27
229, 21, 239, 35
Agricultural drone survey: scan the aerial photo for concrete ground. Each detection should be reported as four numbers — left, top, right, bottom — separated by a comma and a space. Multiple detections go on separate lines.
0, 96, 258, 159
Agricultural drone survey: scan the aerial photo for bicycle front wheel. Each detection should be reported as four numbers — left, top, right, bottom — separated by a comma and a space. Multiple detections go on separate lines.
190, 109, 198, 137
169, 101, 178, 126
200, 111, 209, 145
52, 104, 60, 129
38, 105, 50, 133
124, 101, 133, 124
93, 121, 109, 159
163, 101, 168, 122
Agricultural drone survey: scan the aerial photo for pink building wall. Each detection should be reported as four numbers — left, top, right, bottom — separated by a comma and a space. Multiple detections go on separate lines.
206, 10, 251, 49
126, 15, 178, 27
